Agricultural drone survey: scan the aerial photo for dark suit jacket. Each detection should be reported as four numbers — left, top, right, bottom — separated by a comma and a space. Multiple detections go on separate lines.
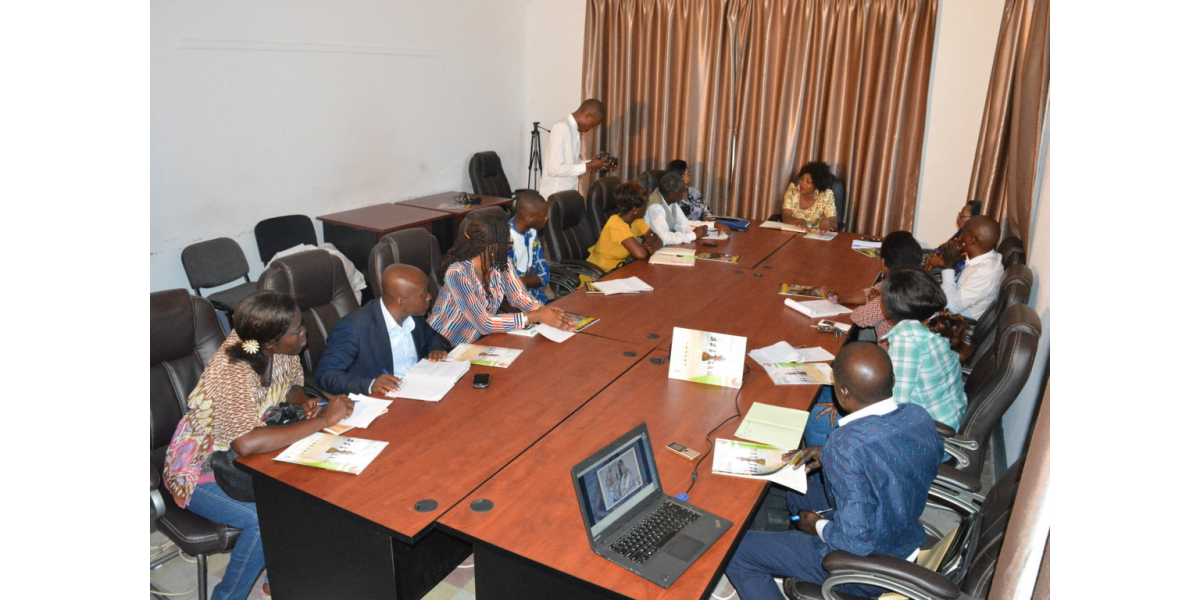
314, 298, 449, 395
815, 403, 943, 559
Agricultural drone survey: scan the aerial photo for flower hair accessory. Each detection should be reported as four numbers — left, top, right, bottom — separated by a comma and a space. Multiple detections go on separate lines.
241, 339, 260, 355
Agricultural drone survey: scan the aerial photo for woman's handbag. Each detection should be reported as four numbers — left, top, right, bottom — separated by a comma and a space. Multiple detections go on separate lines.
209, 402, 307, 502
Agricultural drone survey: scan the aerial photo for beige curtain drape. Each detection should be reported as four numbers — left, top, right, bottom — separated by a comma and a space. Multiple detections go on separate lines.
583, 0, 938, 235
967, 0, 1049, 242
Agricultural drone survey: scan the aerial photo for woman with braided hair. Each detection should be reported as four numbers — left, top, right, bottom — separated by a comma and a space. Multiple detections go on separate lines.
429, 213, 572, 345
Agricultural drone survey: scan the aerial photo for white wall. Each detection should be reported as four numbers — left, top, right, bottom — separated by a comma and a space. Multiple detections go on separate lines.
151, 0, 529, 292
912, 0, 1006, 246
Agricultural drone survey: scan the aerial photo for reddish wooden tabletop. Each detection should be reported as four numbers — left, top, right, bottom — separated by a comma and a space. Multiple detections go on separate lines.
439, 357, 824, 600
237, 332, 646, 542
397, 191, 515, 215
551, 226, 797, 348
316, 202, 448, 233
671, 232, 881, 368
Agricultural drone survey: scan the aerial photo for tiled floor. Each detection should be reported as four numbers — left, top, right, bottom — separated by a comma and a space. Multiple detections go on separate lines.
151, 451, 998, 600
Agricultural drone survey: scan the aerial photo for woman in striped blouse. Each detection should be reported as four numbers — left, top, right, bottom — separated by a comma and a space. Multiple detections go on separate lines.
429, 214, 572, 345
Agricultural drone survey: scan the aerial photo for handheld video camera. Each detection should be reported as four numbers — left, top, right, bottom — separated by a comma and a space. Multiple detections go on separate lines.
596, 151, 619, 170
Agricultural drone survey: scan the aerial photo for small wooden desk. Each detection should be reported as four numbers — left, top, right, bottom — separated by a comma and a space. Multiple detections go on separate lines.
438, 359, 823, 600
316, 203, 449, 276
397, 192, 516, 251
239, 333, 647, 600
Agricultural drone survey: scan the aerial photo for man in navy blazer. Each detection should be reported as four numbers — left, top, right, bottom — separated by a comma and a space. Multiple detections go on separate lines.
726, 342, 943, 600
315, 264, 450, 395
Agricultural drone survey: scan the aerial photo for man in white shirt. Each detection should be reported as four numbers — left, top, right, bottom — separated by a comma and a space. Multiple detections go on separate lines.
539, 98, 612, 195
938, 215, 1004, 320
644, 172, 722, 245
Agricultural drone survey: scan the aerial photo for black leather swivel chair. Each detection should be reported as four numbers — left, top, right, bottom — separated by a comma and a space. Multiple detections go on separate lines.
997, 236, 1027, 269
965, 263, 1033, 372
783, 458, 1027, 600
181, 237, 258, 325
150, 290, 239, 600
544, 190, 606, 281
635, 169, 666, 198
257, 249, 360, 375
830, 176, 848, 231
936, 304, 1041, 485
254, 215, 318, 266
365, 229, 445, 301
469, 151, 532, 201
585, 176, 621, 235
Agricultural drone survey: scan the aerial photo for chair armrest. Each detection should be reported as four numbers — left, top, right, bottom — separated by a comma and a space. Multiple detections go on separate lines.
547, 267, 580, 299
820, 551, 963, 600
151, 464, 166, 521
552, 259, 606, 281
933, 420, 956, 438
934, 463, 983, 493
304, 383, 332, 402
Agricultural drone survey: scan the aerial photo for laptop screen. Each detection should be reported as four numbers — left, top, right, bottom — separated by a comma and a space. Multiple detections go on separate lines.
575, 429, 660, 538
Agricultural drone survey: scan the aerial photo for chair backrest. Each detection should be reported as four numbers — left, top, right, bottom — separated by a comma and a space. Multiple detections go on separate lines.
635, 169, 666, 198
254, 215, 318, 265
181, 237, 251, 294
968, 263, 1034, 369
366, 229, 445, 300
936, 458, 1025, 594
958, 304, 1042, 480
997, 236, 1027, 269
150, 290, 225, 467
586, 176, 621, 234
543, 190, 597, 263
469, 151, 513, 199
830, 176, 847, 231
257, 249, 360, 374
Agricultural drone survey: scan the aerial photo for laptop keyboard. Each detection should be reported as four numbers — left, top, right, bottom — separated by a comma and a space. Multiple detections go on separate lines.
609, 502, 701, 564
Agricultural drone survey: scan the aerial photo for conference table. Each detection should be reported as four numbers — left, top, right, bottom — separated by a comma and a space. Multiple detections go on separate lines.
317, 203, 449, 275
238, 223, 879, 600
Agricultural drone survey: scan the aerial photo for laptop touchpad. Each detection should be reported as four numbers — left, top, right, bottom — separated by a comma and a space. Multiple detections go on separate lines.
665, 535, 704, 561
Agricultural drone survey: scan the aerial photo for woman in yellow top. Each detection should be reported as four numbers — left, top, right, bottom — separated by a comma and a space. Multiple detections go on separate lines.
586, 181, 658, 273
781, 161, 838, 232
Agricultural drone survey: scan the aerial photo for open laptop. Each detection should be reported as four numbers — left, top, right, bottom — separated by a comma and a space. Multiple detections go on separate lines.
570, 423, 733, 588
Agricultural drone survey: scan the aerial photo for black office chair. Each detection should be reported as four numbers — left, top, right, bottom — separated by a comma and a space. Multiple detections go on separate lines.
469, 151, 532, 200
257, 249, 360, 376
997, 236, 1027, 269
543, 190, 606, 281
585, 175, 621, 235
366, 228, 445, 301
964, 263, 1033, 373
151, 290, 239, 600
254, 215, 318, 266
935, 304, 1041, 485
635, 169, 666, 200
180, 237, 258, 324
783, 458, 1027, 600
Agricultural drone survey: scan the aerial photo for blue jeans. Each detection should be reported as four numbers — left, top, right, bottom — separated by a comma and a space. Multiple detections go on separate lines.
726, 478, 882, 600
187, 481, 263, 600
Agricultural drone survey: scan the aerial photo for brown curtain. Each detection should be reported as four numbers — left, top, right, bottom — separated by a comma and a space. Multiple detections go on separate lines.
583, 0, 939, 235
967, 0, 1049, 242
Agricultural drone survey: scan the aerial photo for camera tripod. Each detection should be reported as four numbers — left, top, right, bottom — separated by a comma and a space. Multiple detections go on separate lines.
527, 121, 550, 190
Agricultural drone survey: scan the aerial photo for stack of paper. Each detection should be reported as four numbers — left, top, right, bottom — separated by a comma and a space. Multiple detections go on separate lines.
323, 395, 393, 434
748, 341, 835, 365
784, 298, 853, 318
649, 248, 697, 267
274, 432, 388, 475
508, 312, 598, 341
447, 343, 523, 367
762, 362, 833, 386
382, 359, 471, 402
591, 276, 654, 295
711, 439, 807, 494
760, 220, 806, 233
701, 229, 730, 240
735, 402, 810, 450
852, 239, 883, 257
803, 230, 837, 241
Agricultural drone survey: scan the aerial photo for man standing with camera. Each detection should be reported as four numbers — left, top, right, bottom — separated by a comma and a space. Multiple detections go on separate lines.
540, 98, 613, 195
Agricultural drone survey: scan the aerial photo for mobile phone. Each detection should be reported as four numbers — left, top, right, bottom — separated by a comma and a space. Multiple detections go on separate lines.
473, 373, 490, 388
666, 442, 700, 461
702, 241, 718, 247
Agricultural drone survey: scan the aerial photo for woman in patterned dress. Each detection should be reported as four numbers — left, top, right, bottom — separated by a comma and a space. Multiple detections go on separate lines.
781, 161, 838, 232
162, 291, 355, 600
